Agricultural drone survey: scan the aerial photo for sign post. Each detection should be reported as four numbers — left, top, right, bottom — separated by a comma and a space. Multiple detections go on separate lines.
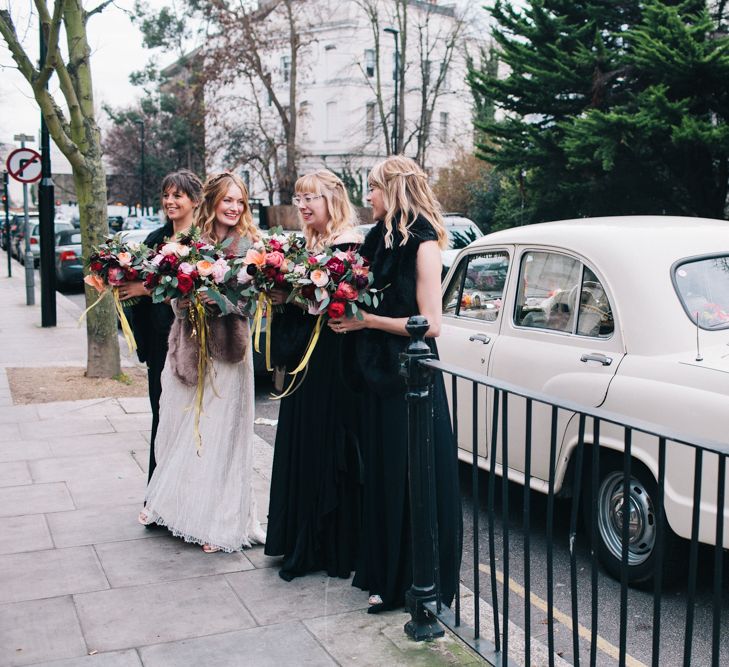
2, 171, 10, 278
7, 137, 42, 306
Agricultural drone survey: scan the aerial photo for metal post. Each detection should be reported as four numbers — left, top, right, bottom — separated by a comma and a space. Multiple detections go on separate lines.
401, 315, 444, 641
3, 171, 10, 278
15, 136, 36, 306
384, 27, 400, 155
134, 120, 145, 216
39, 16, 56, 326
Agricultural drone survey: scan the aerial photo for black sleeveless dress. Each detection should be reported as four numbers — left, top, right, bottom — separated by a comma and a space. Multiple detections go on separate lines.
264, 243, 362, 580
351, 216, 462, 613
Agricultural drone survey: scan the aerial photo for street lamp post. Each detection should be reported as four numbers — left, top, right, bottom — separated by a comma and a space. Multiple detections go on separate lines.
384, 27, 400, 155
133, 120, 145, 216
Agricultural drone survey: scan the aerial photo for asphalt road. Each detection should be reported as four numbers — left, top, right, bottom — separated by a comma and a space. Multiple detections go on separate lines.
63, 283, 727, 666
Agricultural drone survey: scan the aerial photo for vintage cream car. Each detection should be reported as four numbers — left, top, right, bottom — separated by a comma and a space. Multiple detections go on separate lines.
439, 216, 729, 584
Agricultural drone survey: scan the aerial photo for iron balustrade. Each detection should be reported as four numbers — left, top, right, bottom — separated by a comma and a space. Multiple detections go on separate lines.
400, 316, 729, 666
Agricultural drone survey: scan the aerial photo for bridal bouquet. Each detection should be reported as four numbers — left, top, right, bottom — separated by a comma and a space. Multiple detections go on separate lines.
237, 228, 307, 370
81, 234, 151, 353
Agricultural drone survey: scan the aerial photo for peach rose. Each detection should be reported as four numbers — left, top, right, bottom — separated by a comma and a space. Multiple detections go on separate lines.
116, 252, 132, 267
310, 269, 329, 288
196, 260, 214, 277
244, 248, 267, 268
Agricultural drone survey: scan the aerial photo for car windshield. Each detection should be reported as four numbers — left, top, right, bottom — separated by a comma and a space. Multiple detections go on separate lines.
31, 222, 72, 235
674, 255, 729, 330
447, 224, 482, 250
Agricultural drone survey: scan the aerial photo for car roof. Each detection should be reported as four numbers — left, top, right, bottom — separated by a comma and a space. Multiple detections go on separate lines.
56, 229, 82, 243
443, 215, 478, 227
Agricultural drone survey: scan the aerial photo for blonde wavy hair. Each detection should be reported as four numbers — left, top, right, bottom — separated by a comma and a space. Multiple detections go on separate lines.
368, 155, 447, 249
194, 172, 260, 245
295, 170, 361, 250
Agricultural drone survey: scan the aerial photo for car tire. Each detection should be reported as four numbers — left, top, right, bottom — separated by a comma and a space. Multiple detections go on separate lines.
583, 455, 684, 587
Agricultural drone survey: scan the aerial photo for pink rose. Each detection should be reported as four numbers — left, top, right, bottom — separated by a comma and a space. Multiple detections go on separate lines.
265, 251, 285, 268
178, 262, 195, 275
107, 266, 125, 286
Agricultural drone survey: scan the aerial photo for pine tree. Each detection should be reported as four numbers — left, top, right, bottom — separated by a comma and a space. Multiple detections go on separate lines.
470, 0, 729, 223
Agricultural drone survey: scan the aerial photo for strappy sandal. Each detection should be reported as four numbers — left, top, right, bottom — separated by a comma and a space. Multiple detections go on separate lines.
138, 509, 152, 526
202, 544, 221, 553
368, 594, 383, 606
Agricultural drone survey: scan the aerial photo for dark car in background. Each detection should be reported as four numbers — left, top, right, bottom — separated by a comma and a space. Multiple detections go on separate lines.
54, 228, 84, 289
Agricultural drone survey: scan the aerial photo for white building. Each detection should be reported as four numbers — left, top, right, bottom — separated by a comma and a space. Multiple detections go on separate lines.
205, 0, 479, 204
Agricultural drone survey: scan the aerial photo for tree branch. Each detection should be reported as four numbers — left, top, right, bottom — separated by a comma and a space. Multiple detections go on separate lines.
35, 0, 65, 90
0, 10, 40, 83
85, 0, 116, 22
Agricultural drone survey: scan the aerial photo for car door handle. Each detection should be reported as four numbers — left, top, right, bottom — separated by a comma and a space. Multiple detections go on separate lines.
580, 352, 612, 366
469, 333, 491, 345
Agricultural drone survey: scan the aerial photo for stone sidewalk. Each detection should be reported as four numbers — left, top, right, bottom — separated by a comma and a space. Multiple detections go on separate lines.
0, 255, 482, 667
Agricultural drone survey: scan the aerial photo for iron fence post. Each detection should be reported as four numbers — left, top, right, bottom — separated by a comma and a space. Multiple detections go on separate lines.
401, 315, 444, 641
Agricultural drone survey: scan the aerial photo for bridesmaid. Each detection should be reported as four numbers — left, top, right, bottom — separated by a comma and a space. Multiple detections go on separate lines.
264, 169, 364, 580
122, 170, 202, 482
329, 155, 463, 612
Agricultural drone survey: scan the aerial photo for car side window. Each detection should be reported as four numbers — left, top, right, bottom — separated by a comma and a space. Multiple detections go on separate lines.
442, 251, 509, 322
515, 251, 614, 337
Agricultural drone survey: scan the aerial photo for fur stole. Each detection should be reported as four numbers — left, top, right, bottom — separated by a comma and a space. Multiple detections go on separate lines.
167, 313, 249, 386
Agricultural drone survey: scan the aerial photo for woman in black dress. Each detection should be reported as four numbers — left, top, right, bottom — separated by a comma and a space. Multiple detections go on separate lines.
328, 155, 462, 613
120, 170, 203, 482
264, 170, 364, 581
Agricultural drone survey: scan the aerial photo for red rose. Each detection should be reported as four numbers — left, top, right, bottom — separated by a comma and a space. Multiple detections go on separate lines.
307, 256, 319, 265
90, 261, 103, 273
326, 257, 346, 279
189, 270, 199, 281
107, 266, 125, 286
268, 239, 282, 251
143, 273, 159, 289
274, 272, 287, 285
327, 301, 345, 319
124, 267, 139, 281
177, 273, 194, 295
334, 282, 358, 301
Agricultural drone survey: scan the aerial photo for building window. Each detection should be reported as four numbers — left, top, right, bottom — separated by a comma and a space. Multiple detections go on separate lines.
281, 55, 291, 83
423, 59, 432, 86
326, 101, 338, 141
366, 102, 375, 139
364, 49, 375, 77
439, 112, 449, 142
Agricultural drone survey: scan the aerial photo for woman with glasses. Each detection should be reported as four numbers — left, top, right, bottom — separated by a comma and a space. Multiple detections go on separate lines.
264, 170, 364, 581
138, 172, 265, 553
328, 155, 462, 613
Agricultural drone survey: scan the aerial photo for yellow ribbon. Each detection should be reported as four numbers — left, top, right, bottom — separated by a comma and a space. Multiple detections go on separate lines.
265, 305, 273, 372
288, 314, 324, 375
77, 288, 109, 325
253, 293, 266, 353
112, 288, 137, 355
189, 297, 210, 457
269, 364, 309, 401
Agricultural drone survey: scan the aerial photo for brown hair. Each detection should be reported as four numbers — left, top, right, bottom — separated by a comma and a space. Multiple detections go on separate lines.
194, 172, 259, 244
295, 170, 361, 250
160, 169, 203, 222
368, 155, 447, 249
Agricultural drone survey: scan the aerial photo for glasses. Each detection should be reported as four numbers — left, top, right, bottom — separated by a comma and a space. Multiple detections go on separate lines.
292, 194, 324, 206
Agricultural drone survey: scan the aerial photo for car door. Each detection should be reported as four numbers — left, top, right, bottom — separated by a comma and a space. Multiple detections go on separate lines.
488, 247, 626, 482
439, 246, 513, 465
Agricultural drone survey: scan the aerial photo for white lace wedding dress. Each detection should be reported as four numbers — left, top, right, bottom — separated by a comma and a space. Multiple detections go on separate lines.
143, 340, 265, 552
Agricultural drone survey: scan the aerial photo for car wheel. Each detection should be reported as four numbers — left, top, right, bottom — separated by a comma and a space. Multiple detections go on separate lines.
584, 457, 684, 587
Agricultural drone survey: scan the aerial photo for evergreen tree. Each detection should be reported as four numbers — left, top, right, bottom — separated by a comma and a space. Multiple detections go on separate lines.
470, 0, 729, 224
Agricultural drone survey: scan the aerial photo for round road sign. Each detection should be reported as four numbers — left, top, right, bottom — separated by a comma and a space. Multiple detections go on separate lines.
6, 148, 43, 184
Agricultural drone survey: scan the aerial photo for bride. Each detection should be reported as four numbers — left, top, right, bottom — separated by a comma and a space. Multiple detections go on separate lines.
139, 172, 265, 553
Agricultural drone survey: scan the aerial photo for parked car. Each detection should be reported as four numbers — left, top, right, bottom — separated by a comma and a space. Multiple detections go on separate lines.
17, 220, 74, 267
11, 214, 40, 262
108, 215, 124, 232
122, 215, 162, 231
439, 216, 729, 584
441, 215, 484, 275
54, 228, 84, 289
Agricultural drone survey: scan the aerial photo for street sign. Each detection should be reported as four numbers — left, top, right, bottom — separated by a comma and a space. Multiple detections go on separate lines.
6, 148, 42, 184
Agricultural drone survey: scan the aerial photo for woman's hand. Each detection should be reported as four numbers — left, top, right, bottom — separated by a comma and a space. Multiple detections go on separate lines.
328, 312, 370, 334
268, 287, 289, 307
118, 280, 149, 301
176, 297, 191, 310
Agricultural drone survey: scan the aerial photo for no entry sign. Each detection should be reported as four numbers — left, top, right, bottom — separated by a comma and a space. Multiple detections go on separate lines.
6, 148, 42, 184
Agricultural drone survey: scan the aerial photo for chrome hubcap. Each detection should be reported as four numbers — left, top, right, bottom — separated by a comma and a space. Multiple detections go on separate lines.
597, 471, 656, 566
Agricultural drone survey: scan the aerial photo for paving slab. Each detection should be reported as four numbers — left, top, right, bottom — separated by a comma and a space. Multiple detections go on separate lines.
93, 535, 256, 588
29, 451, 144, 484
106, 414, 155, 433
0, 438, 54, 463
46, 503, 159, 549
225, 566, 367, 626
0, 460, 32, 487
30, 650, 143, 667
0, 482, 75, 517
20, 416, 115, 441
48, 431, 149, 458
0, 422, 21, 442
138, 621, 336, 667
35, 399, 127, 420
304, 608, 481, 666
74, 576, 256, 652
0, 545, 109, 604
0, 596, 87, 667
66, 476, 146, 509
0, 404, 40, 425
0, 515, 54, 555
118, 397, 152, 414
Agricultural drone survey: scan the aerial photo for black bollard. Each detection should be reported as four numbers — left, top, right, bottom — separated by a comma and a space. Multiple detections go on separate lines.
401, 315, 444, 641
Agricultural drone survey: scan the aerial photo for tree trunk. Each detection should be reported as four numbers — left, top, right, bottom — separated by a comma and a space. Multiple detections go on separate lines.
75, 165, 120, 378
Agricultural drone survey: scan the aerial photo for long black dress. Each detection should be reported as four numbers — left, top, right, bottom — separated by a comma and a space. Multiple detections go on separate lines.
264, 243, 362, 581
129, 222, 175, 482
351, 216, 462, 613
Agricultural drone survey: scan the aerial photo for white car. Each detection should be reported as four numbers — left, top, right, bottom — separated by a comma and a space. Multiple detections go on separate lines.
439, 216, 729, 584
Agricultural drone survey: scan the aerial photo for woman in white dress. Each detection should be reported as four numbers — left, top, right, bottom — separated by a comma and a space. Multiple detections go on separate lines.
139, 172, 265, 553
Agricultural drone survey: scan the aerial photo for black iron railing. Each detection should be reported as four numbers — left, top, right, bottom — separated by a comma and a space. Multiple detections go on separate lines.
401, 316, 729, 666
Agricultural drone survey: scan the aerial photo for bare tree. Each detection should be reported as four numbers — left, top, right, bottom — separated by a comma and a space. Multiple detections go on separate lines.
0, 0, 120, 378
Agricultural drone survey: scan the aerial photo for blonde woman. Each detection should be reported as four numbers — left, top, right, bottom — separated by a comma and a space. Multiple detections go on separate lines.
264, 170, 364, 581
139, 172, 266, 553
329, 155, 462, 612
